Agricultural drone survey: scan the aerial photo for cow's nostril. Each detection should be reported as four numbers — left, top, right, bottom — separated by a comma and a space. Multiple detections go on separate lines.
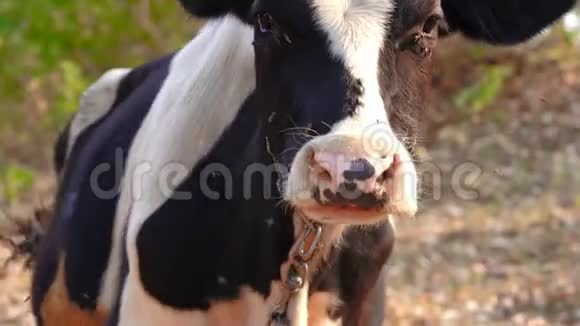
318, 168, 332, 182
343, 158, 375, 181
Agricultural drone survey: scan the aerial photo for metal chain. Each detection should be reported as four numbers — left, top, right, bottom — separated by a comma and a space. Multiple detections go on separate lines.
268, 220, 323, 326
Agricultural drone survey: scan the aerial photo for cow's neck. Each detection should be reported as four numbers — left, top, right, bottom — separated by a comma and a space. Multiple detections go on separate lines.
267, 211, 346, 325
291, 214, 346, 273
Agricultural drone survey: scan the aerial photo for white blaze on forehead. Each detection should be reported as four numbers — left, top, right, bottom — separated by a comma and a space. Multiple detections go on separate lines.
311, 0, 396, 138
311, 0, 394, 80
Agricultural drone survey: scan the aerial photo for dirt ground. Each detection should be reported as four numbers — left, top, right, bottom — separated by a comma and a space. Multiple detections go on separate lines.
0, 246, 34, 326
387, 197, 580, 325
1, 38, 579, 326
2, 195, 578, 326
383, 56, 580, 324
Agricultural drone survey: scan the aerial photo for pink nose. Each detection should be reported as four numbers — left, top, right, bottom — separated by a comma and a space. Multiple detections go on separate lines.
308, 152, 400, 207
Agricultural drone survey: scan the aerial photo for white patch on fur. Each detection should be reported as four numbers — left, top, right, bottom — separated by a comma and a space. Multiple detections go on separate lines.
311, 0, 394, 137
118, 279, 278, 326
67, 68, 131, 158
99, 15, 256, 315
311, 0, 393, 80
240, 287, 272, 325
287, 284, 310, 326
118, 276, 209, 326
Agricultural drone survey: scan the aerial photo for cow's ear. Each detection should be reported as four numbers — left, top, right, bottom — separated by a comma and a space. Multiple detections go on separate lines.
441, 0, 576, 44
178, 0, 254, 19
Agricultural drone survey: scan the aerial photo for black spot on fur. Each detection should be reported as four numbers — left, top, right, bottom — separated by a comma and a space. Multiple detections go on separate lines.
442, 0, 575, 44
343, 77, 364, 116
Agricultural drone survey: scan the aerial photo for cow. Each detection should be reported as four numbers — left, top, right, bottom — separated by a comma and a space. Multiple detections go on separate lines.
32, 0, 575, 325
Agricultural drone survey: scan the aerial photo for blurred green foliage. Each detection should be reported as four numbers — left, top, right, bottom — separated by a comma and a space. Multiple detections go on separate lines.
450, 9, 580, 118
0, 0, 191, 98
0, 163, 35, 205
0, 0, 193, 205
453, 65, 513, 115
50, 60, 90, 129
48, 60, 91, 128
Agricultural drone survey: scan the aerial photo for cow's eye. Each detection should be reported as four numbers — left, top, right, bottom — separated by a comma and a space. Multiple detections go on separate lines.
397, 13, 441, 58
422, 15, 441, 35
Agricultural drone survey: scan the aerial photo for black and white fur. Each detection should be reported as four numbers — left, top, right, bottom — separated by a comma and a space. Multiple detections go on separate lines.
33, 0, 575, 325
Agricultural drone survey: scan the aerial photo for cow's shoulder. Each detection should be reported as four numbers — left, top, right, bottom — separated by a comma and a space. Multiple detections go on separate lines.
33, 54, 175, 326
53, 68, 129, 175
66, 68, 131, 159
61, 53, 174, 169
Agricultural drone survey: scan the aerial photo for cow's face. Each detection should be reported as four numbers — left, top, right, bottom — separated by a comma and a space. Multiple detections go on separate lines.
179, 0, 575, 224
249, 0, 439, 224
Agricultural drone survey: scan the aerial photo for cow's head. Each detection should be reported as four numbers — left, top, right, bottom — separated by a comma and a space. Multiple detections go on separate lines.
179, 0, 574, 224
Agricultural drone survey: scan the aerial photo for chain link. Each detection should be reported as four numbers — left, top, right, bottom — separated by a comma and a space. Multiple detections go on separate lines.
268, 220, 323, 326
